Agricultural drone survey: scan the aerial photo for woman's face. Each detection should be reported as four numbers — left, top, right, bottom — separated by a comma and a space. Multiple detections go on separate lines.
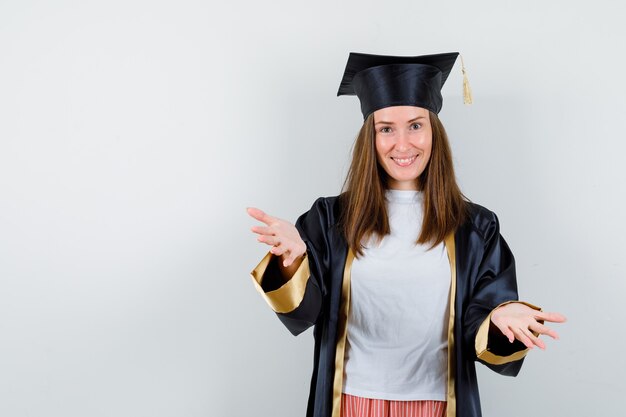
373, 105, 432, 190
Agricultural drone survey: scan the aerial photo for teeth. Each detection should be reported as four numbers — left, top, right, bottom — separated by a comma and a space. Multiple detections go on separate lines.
392, 156, 416, 164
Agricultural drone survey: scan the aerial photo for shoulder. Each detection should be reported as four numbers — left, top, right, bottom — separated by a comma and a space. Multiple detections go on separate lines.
293, 195, 345, 251
309, 195, 341, 209
295, 194, 344, 233
462, 201, 502, 241
304, 195, 343, 220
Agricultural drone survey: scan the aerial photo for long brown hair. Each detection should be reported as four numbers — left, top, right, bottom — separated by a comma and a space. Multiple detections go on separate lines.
339, 110, 467, 256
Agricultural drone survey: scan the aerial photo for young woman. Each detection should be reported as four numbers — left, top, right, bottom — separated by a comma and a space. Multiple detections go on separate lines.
247, 52, 565, 417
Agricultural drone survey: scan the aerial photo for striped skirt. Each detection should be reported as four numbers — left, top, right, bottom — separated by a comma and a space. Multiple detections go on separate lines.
341, 393, 447, 417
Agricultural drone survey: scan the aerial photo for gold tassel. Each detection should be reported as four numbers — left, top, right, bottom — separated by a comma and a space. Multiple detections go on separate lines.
460, 54, 473, 105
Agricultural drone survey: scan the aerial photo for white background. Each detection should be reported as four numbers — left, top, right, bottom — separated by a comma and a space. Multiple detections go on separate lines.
1, 1, 624, 416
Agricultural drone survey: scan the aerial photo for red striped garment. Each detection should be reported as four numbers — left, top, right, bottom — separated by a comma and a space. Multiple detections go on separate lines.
341, 393, 447, 417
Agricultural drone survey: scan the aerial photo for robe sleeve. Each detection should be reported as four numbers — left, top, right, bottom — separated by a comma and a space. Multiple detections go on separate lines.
463, 210, 542, 376
250, 198, 330, 336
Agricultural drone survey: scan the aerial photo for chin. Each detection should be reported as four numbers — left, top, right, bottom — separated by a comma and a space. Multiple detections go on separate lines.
391, 172, 421, 182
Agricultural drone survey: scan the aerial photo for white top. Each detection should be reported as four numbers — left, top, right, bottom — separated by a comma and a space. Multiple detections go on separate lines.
342, 189, 451, 401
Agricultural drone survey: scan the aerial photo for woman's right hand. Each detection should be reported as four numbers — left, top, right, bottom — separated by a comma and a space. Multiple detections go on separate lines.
247, 207, 307, 268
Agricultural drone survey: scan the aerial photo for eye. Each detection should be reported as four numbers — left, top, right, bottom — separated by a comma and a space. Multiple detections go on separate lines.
410, 123, 422, 130
379, 126, 392, 133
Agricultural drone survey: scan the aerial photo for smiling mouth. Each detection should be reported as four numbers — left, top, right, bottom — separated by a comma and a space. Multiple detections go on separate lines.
391, 155, 417, 167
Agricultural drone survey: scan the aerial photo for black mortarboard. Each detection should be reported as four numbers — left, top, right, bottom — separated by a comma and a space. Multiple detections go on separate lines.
337, 51, 471, 119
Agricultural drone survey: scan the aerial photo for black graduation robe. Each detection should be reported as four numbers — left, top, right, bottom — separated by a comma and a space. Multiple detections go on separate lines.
250, 195, 540, 417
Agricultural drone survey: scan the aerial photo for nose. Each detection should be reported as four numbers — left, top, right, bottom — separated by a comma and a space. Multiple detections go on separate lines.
395, 130, 411, 152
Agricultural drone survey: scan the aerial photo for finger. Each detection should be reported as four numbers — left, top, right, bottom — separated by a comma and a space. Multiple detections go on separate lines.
246, 207, 277, 226
280, 250, 294, 267
251, 225, 274, 236
498, 325, 515, 343
270, 245, 289, 257
284, 251, 305, 267
534, 311, 567, 323
529, 322, 560, 340
521, 327, 545, 350
511, 327, 534, 349
257, 235, 281, 246
282, 253, 294, 267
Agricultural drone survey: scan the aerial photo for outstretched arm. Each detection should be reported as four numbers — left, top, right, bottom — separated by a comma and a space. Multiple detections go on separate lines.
463, 209, 565, 374
247, 198, 331, 336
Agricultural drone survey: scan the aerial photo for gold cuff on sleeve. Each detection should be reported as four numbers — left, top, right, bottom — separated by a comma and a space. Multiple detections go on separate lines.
475, 300, 542, 365
250, 252, 311, 314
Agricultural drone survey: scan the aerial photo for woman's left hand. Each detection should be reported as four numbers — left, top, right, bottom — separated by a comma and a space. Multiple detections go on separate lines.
490, 303, 567, 350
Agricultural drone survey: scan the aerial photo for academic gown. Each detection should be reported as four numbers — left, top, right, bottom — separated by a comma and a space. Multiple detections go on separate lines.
251, 195, 540, 417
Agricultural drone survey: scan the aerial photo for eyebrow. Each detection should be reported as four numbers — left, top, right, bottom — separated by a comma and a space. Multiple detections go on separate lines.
374, 116, 426, 126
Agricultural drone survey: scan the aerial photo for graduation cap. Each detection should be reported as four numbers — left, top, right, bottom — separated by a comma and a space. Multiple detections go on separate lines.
337, 51, 472, 119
